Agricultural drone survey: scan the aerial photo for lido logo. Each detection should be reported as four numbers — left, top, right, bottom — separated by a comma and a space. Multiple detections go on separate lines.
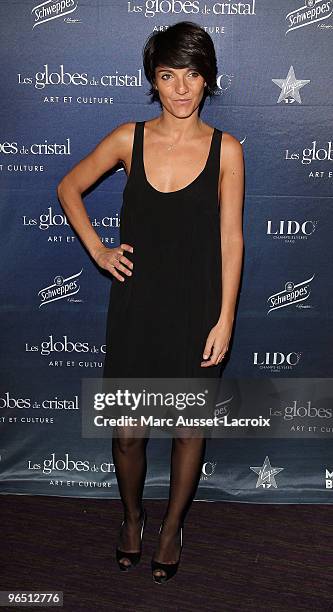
201, 461, 217, 480
31, 0, 79, 29
253, 352, 302, 369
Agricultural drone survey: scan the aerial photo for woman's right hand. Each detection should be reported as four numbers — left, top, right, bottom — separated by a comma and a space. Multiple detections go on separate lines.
94, 243, 134, 282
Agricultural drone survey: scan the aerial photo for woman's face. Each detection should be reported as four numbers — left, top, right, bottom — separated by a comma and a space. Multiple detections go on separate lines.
153, 65, 206, 116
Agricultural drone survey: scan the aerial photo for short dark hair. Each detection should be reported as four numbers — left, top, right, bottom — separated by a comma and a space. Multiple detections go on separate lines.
142, 21, 218, 104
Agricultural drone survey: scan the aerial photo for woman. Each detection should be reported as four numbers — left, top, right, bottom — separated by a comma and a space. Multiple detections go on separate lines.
57, 21, 244, 583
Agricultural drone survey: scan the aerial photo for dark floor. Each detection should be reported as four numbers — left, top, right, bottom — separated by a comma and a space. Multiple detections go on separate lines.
0, 495, 332, 612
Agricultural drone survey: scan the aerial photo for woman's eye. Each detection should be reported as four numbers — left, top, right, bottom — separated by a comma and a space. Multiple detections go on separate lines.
160, 72, 199, 80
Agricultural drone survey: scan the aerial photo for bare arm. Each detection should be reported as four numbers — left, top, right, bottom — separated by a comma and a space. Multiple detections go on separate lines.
201, 132, 244, 366
218, 133, 245, 324
57, 122, 135, 280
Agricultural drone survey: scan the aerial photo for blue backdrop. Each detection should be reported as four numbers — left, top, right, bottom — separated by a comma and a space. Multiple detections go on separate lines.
1, 0, 332, 502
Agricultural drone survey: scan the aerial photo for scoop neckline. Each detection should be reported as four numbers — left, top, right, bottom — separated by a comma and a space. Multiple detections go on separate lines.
141, 121, 216, 195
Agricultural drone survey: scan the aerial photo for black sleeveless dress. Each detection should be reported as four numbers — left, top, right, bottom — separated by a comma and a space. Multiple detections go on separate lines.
103, 120, 223, 379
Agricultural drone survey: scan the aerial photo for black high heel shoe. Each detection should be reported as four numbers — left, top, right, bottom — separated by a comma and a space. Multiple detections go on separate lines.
116, 507, 147, 571
151, 522, 183, 583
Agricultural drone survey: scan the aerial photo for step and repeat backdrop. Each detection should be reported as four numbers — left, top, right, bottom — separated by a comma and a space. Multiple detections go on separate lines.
1, 0, 332, 502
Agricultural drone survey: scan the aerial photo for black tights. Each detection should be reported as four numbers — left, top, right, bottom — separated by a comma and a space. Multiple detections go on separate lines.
112, 429, 206, 565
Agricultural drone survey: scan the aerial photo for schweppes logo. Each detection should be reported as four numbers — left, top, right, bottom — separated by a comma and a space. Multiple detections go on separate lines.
31, 0, 79, 30
285, 0, 332, 35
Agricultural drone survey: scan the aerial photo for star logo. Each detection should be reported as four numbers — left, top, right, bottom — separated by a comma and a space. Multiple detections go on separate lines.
250, 455, 284, 489
272, 66, 310, 104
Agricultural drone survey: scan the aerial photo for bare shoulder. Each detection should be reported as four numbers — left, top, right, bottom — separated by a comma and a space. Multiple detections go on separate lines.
220, 130, 244, 175
102, 121, 136, 162
57, 121, 137, 193
221, 131, 243, 154
111, 121, 136, 143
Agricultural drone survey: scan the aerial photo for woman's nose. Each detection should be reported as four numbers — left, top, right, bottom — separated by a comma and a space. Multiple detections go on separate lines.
175, 80, 189, 93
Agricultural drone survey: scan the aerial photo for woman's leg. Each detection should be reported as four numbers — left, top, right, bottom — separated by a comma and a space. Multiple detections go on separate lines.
152, 434, 206, 578
113, 426, 150, 567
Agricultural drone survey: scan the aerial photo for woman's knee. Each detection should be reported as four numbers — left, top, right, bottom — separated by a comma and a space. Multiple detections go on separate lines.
113, 428, 148, 453
173, 433, 206, 446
